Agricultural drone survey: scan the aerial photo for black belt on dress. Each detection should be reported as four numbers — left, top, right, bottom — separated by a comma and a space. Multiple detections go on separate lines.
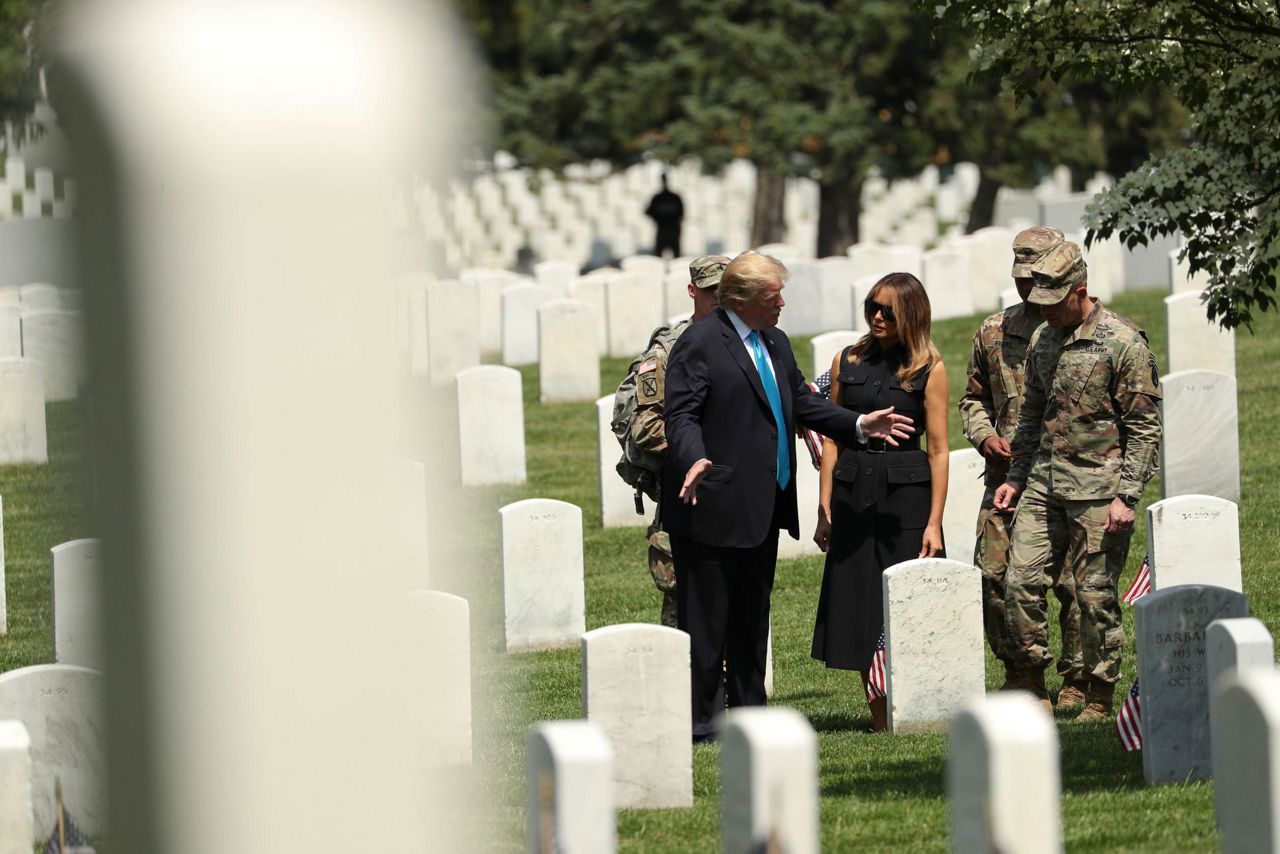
863, 436, 922, 453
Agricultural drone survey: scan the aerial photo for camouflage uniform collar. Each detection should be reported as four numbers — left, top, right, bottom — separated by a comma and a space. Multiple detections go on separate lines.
1001, 302, 1042, 339
1064, 298, 1104, 345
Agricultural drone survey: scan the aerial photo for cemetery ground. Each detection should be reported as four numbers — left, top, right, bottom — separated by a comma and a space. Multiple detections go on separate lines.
1, 289, 1276, 851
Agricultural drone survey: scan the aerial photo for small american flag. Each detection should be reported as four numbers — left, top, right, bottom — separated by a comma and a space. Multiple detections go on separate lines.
1121, 554, 1152, 605
1116, 680, 1143, 752
865, 631, 887, 701
43, 810, 94, 854
800, 374, 832, 469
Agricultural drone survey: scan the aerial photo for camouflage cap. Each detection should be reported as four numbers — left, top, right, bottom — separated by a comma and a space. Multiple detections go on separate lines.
1028, 241, 1088, 305
690, 255, 731, 289
1011, 225, 1065, 278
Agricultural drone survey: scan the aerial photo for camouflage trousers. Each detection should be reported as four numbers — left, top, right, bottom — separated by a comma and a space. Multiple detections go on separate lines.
975, 486, 1083, 683
648, 521, 678, 629
1004, 477, 1130, 685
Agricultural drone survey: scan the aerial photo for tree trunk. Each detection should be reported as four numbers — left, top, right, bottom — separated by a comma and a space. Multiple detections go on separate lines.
750, 165, 787, 247
817, 174, 863, 257
965, 170, 1000, 233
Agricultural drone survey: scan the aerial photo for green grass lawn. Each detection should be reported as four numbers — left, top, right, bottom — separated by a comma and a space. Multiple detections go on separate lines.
2, 286, 1273, 852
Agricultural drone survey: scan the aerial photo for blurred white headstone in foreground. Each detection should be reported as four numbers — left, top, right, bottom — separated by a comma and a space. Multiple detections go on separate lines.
54, 2, 477, 851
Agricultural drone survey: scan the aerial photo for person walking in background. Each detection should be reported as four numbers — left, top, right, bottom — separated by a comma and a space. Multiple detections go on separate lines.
994, 242, 1163, 719
662, 252, 914, 742
810, 273, 950, 732
960, 226, 1087, 709
645, 172, 684, 258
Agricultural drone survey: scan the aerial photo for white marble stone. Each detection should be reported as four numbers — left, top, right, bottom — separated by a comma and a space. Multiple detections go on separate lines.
970, 227, 1016, 313
1161, 370, 1240, 503
816, 256, 857, 332
923, 247, 976, 321
847, 243, 889, 284
1000, 287, 1020, 310
389, 459, 429, 589
424, 279, 480, 385
539, 299, 601, 404
777, 436, 822, 561
0, 359, 47, 465
457, 365, 526, 486
409, 590, 471, 765
568, 274, 610, 353
1208, 618, 1274, 719
883, 558, 985, 734
810, 330, 859, 381
662, 268, 692, 323
1165, 291, 1235, 376
1147, 495, 1241, 593
18, 283, 60, 313
620, 255, 664, 279
720, 707, 819, 854
51, 539, 103, 670
0, 720, 34, 854
502, 283, 553, 367
604, 274, 663, 358
1213, 670, 1280, 853
883, 244, 923, 280
526, 721, 615, 854
949, 693, 1061, 854
462, 268, 519, 356
0, 665, 105, 837
582, 624, 691, 809
501, 499, 586, 651
943, 448, 987, 566
1170, 249, 1210, 294
18, 310, 79, 401
535, 260, 577, 299
0, 496, 6, 635
779, 260, 823, 337
851, 275, 879, 332
32, 168, 54, 203
3, 156, 25, 194
596, 395, 644, 529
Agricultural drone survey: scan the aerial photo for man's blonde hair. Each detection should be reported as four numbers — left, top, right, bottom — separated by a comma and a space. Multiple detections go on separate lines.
717, 251, 788, 311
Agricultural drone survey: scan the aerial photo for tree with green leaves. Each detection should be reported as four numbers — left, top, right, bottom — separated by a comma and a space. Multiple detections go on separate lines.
935, 0, 1279, 328
0, 0, 52, 148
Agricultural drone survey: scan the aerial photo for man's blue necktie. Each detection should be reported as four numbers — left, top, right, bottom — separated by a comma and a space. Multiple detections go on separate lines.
749, 330, 791, 490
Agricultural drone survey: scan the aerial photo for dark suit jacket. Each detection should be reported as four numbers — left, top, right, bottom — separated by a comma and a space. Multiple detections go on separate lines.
661, 308, 864, 549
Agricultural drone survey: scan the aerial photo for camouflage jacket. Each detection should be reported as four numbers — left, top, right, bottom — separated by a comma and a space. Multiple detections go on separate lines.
1008, 300, 1163, 500
632, 318, 692, 455
959, 302, 1043, 484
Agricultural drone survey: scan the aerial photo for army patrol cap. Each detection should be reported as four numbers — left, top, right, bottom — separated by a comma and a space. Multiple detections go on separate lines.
1028, 241, 1088, 305
1011, 226, 1065, 278
690, 255, 731, 289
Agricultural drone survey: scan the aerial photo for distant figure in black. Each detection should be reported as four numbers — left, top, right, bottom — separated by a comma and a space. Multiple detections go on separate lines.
646, 173, 684, 258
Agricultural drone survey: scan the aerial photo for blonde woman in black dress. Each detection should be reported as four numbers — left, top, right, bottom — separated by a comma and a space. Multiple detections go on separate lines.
810, 272, 950, 731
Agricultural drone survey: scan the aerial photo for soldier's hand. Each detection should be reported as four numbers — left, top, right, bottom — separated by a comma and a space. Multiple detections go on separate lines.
679, 458, 713, 505
813, 506, 832, 553
993, 482, 1023, 513
862, 406, 915, 446
980, 435, 1012, 461
1105, 497, 1136, 533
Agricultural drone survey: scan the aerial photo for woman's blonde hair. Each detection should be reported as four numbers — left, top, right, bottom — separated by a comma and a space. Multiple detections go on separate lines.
717, 251, 788, 311
845, 272, 940, 391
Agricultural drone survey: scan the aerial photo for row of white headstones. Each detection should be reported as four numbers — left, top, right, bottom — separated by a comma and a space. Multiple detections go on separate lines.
0, 156, 76, 222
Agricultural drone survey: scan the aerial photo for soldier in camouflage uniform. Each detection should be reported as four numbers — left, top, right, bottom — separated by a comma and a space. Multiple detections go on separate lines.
631, 255, 730, 627
960, 226, 1086, 708
994, 241, 1162, 720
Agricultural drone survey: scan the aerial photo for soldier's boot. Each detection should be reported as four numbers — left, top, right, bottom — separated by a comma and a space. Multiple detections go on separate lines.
1015, 668, 1053, 713
869, 696, 888, 733
1075, 681, 1116, 722
1056, 680, 1088, 709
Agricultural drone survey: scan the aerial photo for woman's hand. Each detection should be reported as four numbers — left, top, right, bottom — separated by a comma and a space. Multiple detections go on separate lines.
813, 506, 832, 553
919, 523, 944, 558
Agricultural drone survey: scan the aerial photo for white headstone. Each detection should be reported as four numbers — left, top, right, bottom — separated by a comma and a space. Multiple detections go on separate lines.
534, 260, 577, 299
19, 310, 79, 401
720, 707, 819, 854
810, 330, 859, 383
409, 590, 471, 764
567, 274, 610, 353
883, 558, 984, 733
0, 359, 47, 464
18, 283, 60, 313
0, 665, 105, 836
1212, 670, 1280, 853
0, 496, 5, 634
596, 395, 643, 528
51, 539, 104, 669
0, 720, 34, 854
662, 269, 691, 323
1165, 292, 1235, 376
425, 279, 480, 385
32, 168, 54, 203
604, 274, 663, 358
582, 624, 692, 808
922, 248, 975, 321
526, 721, 616, 854
620, 255, 664, 279
464, 269, 519, 356
1147, 495, 1241, 593
943, 449, 987, 566
847, 243, 889, 284
949, 693, 1061, 854
500, 499, 586, 651
1169, 249, 1210, 294
776, 437, 821, 560
3, 156, 25, 194
884, 244, 923, 280
1161, 370, 1240, 503
1000, 287, 1020, 310
457, 365, 526, 486
539, 299, 601, 404
816, 257, 857, 332
502, 283, 553, 367
779, 260, 822, 337
851, 275, 879, 331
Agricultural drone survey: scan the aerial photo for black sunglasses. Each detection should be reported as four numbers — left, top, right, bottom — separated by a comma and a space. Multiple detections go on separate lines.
865, 298, 897, 323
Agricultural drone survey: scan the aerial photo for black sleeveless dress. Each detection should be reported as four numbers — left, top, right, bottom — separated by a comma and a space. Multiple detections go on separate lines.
811, 342, 941, 671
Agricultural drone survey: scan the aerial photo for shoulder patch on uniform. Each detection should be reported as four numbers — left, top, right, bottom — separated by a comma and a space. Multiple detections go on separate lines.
636, 356, 662, 404
639, 356, 658, 373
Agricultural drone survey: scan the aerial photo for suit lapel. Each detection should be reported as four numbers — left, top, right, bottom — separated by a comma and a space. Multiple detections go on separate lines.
718, 310, 770, 409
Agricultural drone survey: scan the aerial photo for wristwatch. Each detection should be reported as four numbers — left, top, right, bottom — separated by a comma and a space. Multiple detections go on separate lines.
1119, 494, 1140, 508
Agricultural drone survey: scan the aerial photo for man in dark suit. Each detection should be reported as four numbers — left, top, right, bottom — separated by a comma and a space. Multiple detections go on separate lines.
662, 251, 915, 741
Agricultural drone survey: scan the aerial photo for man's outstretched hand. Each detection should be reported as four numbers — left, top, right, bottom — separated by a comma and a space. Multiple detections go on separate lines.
861, 406, 916, 447
680, 458, 713, 505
